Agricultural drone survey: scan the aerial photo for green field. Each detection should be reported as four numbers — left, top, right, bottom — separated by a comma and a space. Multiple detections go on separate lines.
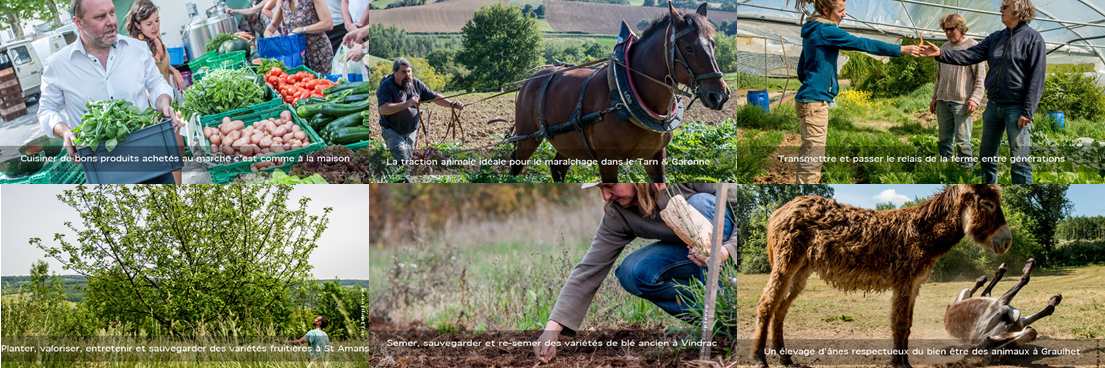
368, 200, 722, 332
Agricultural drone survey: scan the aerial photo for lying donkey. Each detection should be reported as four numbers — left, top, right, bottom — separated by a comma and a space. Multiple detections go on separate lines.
944, 258, 1062, 355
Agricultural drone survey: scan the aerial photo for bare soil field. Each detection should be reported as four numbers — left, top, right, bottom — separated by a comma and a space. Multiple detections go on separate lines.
370, 320, 736, 367
365, 94, 737, 149
545, 0, 740, 34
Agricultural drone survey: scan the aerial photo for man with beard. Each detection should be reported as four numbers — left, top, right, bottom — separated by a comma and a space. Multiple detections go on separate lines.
38, 0, 182, 183
377, 57, 464, 182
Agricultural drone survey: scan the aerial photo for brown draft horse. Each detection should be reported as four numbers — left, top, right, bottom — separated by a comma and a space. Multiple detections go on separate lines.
511, 3, 730, 183
753, 184, 1013, 368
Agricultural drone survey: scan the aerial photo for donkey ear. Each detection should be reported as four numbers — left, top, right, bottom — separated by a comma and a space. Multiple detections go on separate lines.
696, 2, 708, 17
669, 2, 683, 23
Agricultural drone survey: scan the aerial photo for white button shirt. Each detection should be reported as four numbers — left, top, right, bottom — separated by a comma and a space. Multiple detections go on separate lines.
38, 35, 173, 137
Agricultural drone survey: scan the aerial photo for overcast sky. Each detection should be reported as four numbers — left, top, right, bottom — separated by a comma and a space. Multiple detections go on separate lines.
1, 185, 369, 279
828, 184, 1105, 217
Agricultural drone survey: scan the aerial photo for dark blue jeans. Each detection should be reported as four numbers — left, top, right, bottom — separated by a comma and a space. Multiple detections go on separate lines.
981, 101, 1033, 184
615, 193, 733, 322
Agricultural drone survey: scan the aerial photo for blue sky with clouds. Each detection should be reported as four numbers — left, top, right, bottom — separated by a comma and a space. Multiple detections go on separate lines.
828, 185, 1105, 217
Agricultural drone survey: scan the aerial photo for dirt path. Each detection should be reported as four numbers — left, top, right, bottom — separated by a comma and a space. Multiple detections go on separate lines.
367, 95, 738, 152
371, 321, 736, 367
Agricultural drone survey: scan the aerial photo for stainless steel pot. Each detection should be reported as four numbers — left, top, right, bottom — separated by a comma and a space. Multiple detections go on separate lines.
182, 14, 237, 61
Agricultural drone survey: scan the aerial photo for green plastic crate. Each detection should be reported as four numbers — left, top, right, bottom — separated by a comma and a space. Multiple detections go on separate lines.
343, 139, 373, 151
192, 60, 256, 83
202, 105, 324, 184
198, 84, 283, 126
0, 151, 85, 184
209, 50, 246, 69
188, 51, 217, 71
284, 65, 321, 79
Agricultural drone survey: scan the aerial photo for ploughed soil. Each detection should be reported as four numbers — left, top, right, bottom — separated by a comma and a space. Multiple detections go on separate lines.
370, 320, 735, 367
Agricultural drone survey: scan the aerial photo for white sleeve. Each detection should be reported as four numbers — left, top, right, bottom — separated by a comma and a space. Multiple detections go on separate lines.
37, 61, 69, 137
143, 52, 173, 103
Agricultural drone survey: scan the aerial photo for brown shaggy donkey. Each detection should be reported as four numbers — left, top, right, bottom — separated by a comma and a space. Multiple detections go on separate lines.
751, 184, 1013, 368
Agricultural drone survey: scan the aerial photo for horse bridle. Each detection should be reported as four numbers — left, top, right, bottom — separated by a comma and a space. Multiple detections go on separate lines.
664, 19, 725, 108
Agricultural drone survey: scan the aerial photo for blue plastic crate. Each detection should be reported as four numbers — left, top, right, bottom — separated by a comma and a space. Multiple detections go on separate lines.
76, 119, 184, 184
168, 47, 187, 66
324, 73, 363, 82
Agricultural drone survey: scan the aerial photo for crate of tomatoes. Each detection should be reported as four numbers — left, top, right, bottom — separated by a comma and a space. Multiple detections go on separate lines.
263, 66, 337, 105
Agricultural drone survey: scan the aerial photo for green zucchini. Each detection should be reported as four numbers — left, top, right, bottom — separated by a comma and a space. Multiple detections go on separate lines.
322, 81, 367, 95
297, 103, 325, 118
331, 127, 373, 145
323, 113, 365, 138
318, 98, 373, 117
342, 93, 371, 104
295, 97, 327, 108
310, 113, 335, 131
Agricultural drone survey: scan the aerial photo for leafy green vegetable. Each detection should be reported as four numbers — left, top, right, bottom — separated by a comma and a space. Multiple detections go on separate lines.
181, 68, 265, 118
270, 169, 328, 184
72, 100, 164, 152
205, 33, 238, 54
256, 58, 286, 74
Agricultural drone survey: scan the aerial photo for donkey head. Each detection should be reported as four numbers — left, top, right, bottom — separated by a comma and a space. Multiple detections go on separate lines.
667, 3, 730, 110
957, 184, 1012, 255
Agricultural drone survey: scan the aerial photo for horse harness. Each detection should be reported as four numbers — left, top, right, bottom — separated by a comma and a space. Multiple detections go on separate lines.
507, 19, 722, 161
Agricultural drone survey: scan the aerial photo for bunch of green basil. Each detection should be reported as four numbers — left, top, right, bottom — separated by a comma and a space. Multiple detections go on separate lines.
73, 100, 164, 152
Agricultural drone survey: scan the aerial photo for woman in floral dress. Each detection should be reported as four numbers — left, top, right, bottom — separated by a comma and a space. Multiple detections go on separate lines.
264, 0, 334, 74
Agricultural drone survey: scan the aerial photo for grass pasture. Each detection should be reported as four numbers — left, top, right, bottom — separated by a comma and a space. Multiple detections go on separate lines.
736, 85, 1105, 184
736, 264, 1105, 367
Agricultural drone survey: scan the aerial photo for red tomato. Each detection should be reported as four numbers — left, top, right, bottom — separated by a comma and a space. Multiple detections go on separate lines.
314, 85, 325, 94
270, 67, 283, 76
307, 80, 318, 90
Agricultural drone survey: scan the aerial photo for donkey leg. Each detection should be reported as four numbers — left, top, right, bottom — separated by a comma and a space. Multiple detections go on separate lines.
981, 263, 1007, 298
550, 152, 571, 183
969, 275, 988, 298
1019, 294, 1062, 328
772, 265, 813, 366
890, 278, 925, 368
998, 259, 1036, 306
510, 140, 540, 177
642, 149, 667, 183
752, 257, 804, 367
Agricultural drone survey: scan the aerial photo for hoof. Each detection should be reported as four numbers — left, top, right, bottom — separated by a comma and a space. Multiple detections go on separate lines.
779, 355, 794, 366
1023, 259, 1035, 273
998, 263, 1007, 271
975, 275, 988, 284
1049, 294, 1062, 306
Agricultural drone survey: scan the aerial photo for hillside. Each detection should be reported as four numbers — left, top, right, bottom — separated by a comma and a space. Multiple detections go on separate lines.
370, 0, 741, 34
545, 0, 739, 34
368, 0, 505, 33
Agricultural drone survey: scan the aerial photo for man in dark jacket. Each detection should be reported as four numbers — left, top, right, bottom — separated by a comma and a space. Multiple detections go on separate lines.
920, 0, 1046, 184
376, 57, 464, 182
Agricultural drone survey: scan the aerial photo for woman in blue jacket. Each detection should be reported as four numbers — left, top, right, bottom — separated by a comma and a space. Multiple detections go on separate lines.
793, 0, 921, 184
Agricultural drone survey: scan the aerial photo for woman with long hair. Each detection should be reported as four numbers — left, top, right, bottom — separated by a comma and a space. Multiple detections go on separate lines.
791, 0, 921, 184
125, 0, 186, 184
533, 183, 736, 363
126, 0, 185, 90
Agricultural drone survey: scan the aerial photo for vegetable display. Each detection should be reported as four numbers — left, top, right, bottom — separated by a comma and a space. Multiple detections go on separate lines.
205, 33, 239, 54
237, 169, 328, 184
72, 100, 165, 152
255, 59, 286, 75
264, 67, 336, 105
181, 68, 265, 118
202, 110, 312, 162
289, 145, 372, 184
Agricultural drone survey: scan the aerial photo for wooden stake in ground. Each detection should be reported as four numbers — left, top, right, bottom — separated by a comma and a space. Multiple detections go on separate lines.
700, 183, 728, 360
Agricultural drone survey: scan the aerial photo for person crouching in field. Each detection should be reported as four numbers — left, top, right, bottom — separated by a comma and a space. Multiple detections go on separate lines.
284, 315, 330, 360
534, 183, 736, 363
919, 0, 1046, 184
793, 0, 921, 184
930, 13, 985, 169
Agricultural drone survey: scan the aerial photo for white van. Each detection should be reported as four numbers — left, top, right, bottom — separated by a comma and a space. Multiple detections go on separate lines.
32, 24, 78, 63
0, 40, 44, 102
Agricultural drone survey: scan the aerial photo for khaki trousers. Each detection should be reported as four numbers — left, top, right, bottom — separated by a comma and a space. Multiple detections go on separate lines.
796, 101, 829, 184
